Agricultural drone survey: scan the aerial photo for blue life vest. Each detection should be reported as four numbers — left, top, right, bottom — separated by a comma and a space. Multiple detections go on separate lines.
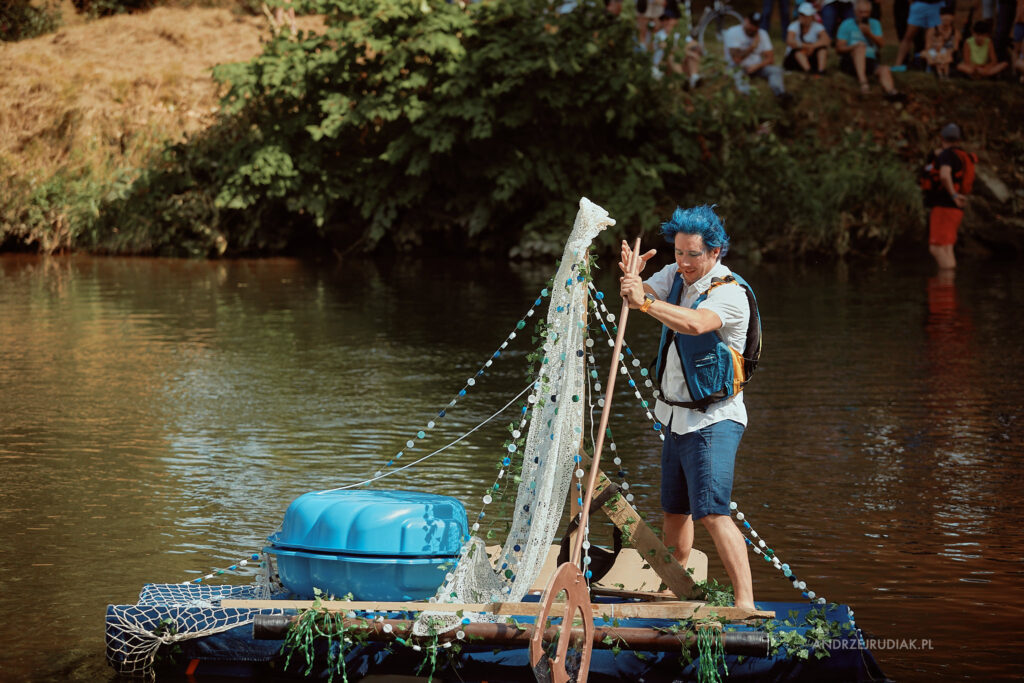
653, 272, 761, 411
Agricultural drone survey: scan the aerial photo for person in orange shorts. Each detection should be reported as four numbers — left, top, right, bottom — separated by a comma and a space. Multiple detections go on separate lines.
922, 123, 974, 270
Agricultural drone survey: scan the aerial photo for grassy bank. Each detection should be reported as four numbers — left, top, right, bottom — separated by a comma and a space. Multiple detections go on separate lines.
1, 2, 1021, 260
0, 5, 323, 251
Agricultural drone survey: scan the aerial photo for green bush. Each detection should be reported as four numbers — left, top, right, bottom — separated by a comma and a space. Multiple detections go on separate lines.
1, 1, 62, 41
87, 0, 920, 259
95, 0, 688, 256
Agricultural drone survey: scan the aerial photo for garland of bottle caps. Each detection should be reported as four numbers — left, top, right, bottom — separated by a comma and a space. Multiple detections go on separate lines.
185, 279, 833, 611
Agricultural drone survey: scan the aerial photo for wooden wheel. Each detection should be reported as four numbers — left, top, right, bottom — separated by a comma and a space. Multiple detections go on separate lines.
529, 562, 594, 683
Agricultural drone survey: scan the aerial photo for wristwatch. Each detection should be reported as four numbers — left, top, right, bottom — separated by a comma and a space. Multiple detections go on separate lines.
640, 294, 656, 313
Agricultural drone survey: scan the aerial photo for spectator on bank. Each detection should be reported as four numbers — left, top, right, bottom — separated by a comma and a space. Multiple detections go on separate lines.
894, 0, 944, 69
957, 19, 1010, 76
925, 9, 960, 78
724, 11, 792, 101
669, 35, 705, 88
836, 0, 907, 99
785, 2, 831, 73
637, 0, 666, 49
922, 123, 975, 270
271, 0, 296, 36
820, 0, 855, 38
760, 0, 791, 40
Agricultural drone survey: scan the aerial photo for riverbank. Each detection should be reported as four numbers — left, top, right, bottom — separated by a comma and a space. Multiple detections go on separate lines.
1, 4, 1021, 259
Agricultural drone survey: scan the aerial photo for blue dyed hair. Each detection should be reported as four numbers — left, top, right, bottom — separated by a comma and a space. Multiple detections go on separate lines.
659, 204, 730, 258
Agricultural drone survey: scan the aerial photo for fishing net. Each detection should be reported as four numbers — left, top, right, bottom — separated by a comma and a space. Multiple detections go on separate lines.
414, 197, 614, 635
105, 556, 284, 678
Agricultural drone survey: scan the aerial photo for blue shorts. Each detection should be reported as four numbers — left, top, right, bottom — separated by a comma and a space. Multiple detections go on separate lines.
1013, 22, 1024, 44
907, 1, 942, 29
660, 420, 744, 520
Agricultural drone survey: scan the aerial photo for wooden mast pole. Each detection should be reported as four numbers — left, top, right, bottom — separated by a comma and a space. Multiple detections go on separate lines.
570, 238, 640, 567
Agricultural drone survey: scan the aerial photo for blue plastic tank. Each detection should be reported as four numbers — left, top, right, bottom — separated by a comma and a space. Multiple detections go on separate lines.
265, 489, 468, 600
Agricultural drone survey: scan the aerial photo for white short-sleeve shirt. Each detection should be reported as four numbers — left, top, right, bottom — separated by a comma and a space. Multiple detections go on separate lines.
785, 20, 827, 56
723, 25, 774, 70
645, 261, 750, 435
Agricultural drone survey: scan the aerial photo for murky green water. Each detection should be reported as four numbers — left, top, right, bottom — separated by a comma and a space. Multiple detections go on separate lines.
1, 252, 1021, 681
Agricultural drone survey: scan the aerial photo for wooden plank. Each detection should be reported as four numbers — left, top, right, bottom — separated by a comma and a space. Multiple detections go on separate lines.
253, 616, 771, 657
220, 599, 773, 621
581, 456, 699, 599
589, 586, 676, 601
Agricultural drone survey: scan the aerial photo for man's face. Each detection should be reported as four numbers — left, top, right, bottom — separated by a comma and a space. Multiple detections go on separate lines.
674, 233, 721, 285
798, 13, 813, 28
855, 4, 871, 21
743, 18, 758, 37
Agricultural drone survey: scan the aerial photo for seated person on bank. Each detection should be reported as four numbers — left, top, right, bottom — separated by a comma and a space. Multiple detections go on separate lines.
957, 19, 1009, 78
785, 2, 831, 74
924, 8, 960, 79
836, 0, 906, 99
669, 35, 704, 88
657, 0, 702, 88
723, 11, 790, 99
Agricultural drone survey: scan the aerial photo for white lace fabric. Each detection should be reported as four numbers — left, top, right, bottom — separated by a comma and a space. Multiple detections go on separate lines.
414, 198, 615, 636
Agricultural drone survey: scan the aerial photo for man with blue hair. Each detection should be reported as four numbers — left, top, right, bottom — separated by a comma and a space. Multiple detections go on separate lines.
619, 205, 758, 612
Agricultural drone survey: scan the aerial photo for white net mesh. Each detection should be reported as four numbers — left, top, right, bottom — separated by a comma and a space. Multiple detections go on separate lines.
105, 559, 284, 678
414, 197, 614, 635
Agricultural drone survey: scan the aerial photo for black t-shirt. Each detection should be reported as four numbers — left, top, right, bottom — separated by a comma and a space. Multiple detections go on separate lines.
927, 147, 964, 209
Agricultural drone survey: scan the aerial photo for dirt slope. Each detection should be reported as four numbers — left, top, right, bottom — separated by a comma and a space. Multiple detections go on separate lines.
0, 6, 322, 180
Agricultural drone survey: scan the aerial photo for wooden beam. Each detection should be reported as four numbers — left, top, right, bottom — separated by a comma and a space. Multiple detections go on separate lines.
589, 586, 676, 601
251, 615, 771, 658
581, 456, 698, 599
220, 599, 773, 622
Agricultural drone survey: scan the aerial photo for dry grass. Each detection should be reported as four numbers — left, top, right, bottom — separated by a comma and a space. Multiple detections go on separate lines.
0, 6, 324, 181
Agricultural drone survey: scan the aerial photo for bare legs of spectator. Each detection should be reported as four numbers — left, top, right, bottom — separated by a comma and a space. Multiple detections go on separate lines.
793, 50, 813, 72
956, 59, 1010, 77
849, 42, 872, 90
930, 244, 956, 269
849, 42, 899, 94
268, 0, 296, 36
895, 23, 922, 66
793, 47, 828, 73
670, 41, 703, 88
876, 63, 898, 92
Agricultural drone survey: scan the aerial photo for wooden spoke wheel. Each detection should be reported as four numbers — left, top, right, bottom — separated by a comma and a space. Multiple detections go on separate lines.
529, 562, 594, 683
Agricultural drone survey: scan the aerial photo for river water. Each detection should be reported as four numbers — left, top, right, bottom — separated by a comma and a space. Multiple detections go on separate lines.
0, 252, 1021, 682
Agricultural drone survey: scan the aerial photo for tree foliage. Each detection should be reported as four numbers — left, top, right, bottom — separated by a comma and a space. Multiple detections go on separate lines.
0, 1, 62, 42
89, 0, 919, 258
